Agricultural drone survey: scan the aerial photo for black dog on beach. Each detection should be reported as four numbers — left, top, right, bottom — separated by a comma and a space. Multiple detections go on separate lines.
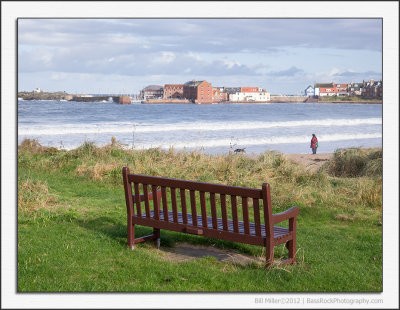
234, 148, 246, 154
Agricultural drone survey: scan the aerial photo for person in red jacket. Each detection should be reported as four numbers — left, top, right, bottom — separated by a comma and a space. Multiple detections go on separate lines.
310, 134, 318, 154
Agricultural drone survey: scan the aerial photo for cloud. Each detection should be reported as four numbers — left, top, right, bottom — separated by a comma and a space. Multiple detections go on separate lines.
268, 66, 304, 77
309, 68, 382, 83
336, 70, 381, 78
18, 19, 382, 54
153, 52, 176, 64
17, 18, 382, 93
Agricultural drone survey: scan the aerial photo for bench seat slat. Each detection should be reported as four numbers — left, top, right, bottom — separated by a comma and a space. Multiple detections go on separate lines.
135, 210, 289, 239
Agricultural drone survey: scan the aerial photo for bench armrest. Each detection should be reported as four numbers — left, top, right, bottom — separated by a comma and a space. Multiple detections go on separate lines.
272, 206, 299, 224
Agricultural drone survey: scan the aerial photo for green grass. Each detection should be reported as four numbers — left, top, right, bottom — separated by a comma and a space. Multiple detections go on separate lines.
18, 139, 382, 291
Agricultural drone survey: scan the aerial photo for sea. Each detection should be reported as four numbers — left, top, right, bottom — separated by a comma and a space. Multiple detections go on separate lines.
17, 100, 382, 155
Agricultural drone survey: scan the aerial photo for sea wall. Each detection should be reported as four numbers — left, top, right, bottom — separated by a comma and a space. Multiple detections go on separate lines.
142, 98, 191, 104
269, 96, 307, 103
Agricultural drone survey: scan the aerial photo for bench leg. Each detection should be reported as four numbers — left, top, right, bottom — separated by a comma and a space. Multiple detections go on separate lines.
265, 241, 274, 269
128, 224, 135, 250
285, 238, 296, 264
153, 228, 160, 249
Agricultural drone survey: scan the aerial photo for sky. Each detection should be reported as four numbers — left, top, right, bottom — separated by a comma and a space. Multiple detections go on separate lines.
18, 18, 382, 95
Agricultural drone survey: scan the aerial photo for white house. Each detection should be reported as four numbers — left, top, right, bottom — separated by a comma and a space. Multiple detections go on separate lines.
304, 85, 314, 97
34, 87, 42, 93
229, 91, 270, 102
314, 83, 334, 97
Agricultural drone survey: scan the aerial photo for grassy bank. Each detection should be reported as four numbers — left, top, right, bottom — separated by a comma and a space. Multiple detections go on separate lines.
18, 139, 382, 292
318, 96, 382, 104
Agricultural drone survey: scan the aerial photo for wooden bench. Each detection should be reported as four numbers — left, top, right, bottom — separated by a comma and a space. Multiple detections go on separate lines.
122, 167, 299, 268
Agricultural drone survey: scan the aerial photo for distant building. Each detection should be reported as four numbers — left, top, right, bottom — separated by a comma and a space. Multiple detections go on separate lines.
314, 83, 333, 96
362, 80, 382, 99
163, 84, 183, 99
223, 87, 241, 94
319, 87, 338, 96
140, 85, 163, 100
334, 83, 349, 96
348, 82, 363, 96
304, 85, 314, 97
212, 88, 228, 103
183, 80, 213, 104
229, 90, 270, 102
33, 87, 42, 93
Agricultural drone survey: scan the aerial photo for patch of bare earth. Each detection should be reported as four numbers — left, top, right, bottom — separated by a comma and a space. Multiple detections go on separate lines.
160, 243, 264, 265
283, 153, 333, 172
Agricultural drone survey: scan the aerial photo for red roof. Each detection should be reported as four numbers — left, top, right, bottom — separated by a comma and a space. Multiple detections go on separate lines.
320, 87, 338, 93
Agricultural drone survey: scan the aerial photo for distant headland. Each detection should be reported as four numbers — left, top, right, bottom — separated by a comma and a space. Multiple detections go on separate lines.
17, 91, 131, 104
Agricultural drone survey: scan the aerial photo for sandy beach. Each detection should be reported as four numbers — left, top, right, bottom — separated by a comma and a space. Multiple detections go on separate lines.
283, 153, 333, 172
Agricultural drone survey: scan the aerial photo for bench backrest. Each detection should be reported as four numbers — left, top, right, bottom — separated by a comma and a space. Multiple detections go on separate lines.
123, 167, 274, 238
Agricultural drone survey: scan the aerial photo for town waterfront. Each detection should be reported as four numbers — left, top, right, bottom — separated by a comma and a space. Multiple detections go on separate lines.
18, 100, 382, 154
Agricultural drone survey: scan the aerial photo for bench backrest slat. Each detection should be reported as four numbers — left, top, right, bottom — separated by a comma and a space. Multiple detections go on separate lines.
220, 194, 229, 231
161, 186, 169, 222
189, 190, 198, 226
170, 187, 179, 223
231, 195, 239, 233
253, 198, 262, 236
180, 189, 188, 224
200, 191, 208, 228
242, 197, 250, 234
210, 192, 218, 229
152, 185, 160, 220
127, 174, 262, 199
143, 184, 151, 218
123, 168, 274, 237
133, 183, 142, 217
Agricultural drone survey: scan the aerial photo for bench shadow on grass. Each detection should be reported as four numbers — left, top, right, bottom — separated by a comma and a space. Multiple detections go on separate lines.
75, 216, 281, 269
75, 216, 152, 247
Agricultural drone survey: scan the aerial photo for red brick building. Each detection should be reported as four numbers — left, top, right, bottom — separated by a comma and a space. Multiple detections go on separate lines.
163, 84, 184, 99
183, 80, 213, 104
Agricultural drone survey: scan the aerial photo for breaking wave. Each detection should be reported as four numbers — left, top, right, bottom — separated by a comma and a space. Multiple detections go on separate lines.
132, 133, 382, 150
19, 118, 381, 136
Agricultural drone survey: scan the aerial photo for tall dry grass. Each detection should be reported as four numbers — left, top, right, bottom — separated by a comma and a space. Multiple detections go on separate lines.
18, 138, 382, 223
323, 147, 382, 178
18, 178, 58, 214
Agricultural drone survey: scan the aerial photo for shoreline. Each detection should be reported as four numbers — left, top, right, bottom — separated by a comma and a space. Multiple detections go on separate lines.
18, 98, 382, 105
